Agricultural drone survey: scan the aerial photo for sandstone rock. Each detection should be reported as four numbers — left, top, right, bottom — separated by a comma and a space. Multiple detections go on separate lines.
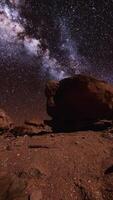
45, 80, 59, 116
11, 120, 50, 136
0, 109, 13, 133
45, 75, 113, 129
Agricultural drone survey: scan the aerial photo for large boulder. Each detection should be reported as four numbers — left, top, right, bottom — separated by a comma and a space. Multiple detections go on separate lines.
45, 75, 113, 125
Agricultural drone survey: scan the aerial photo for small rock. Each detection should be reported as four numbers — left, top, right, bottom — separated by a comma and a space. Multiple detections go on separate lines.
74, 141, 79, 145
15, 168, 43, 179
50, 134, 55, 137
30, 190, 42, 200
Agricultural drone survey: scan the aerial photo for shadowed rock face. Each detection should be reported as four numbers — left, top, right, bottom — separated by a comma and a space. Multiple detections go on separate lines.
45, 75, 113, 128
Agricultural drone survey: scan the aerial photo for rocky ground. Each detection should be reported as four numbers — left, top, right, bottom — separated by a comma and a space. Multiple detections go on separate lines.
0, 127, 113, 200
1, 75, 113, 200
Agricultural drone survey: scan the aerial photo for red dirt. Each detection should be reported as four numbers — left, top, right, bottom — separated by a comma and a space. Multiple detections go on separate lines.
0, 130, 113, 199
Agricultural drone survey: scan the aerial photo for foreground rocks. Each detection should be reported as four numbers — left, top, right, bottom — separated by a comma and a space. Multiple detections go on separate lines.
46, 75, 113, 131
0, 130, 113, 199
11, 120, 51, 137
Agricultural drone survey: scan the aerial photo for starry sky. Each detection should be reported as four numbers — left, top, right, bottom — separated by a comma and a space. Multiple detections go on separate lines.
0, 0, 113, 123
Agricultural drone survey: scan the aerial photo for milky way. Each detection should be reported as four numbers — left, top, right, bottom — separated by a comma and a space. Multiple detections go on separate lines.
0, 0, 113, 123
0, 1, 89, 79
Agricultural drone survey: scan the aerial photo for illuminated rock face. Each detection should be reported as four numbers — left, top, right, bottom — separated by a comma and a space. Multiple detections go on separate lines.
0, 109, 13, 131
46, 75, 113, 122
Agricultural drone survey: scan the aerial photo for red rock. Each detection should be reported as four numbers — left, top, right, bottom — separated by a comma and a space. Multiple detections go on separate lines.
45, 75, 113, 122
0, 109, 13, 132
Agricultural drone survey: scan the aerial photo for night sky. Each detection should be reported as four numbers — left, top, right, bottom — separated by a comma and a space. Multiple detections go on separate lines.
0, 0, 113, 123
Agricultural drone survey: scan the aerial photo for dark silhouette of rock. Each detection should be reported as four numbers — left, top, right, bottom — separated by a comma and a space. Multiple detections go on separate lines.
45, 75, 113, 131
104, 165, 113, 175
0, 109, 13, 133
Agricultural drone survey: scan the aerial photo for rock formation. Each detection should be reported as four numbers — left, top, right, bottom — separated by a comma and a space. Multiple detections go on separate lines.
0, 109, 13, 133
45, 75, 113, 130
11, 120, 51, 136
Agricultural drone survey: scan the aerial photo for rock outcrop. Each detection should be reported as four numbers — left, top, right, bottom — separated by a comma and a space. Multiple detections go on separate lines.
0, 109, 13, 133
11, 120, 51, 136
45, 75, 113, 130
